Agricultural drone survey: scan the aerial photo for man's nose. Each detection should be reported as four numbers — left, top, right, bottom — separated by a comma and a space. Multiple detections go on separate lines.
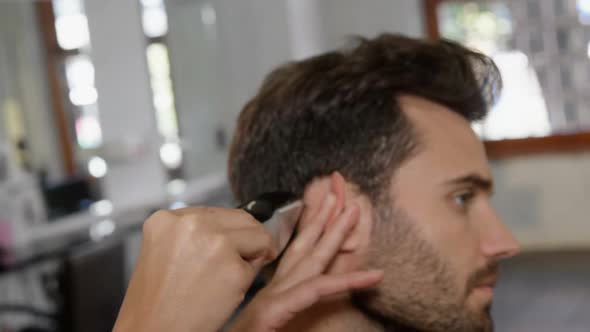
479, 208, 521, 260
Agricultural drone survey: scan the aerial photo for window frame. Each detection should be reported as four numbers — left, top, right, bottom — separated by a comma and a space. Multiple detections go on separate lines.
424, 0, 590, 159
36, 1, 77, 175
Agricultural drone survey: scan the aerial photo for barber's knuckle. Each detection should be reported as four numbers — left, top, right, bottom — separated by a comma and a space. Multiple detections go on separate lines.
206, 230, 223, 246
180, 213, 208, 233
148, 209, 173, 223
142, 219, 155, 235
143, 210, 172, 233
195, 206, 213, 215
155, 209, 174, 219
202, 206, 228, 217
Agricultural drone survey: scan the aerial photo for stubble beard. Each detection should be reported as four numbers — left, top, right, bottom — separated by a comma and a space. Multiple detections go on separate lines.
350, 201, 494, 332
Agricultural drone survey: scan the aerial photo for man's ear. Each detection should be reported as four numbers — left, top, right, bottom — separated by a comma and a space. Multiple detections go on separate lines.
301, 172, 369, 252
301, 172, 375, 273
301, 172, 347, 228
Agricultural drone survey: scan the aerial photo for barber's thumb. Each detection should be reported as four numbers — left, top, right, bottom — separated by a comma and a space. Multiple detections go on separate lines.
229, 228, 277, 261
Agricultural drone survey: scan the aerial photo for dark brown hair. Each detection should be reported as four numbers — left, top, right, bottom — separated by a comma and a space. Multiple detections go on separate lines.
228, 34, 501, 203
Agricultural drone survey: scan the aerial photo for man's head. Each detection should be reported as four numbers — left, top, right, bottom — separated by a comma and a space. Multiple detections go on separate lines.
348, 96, 520, 332
228, 34, 520, 332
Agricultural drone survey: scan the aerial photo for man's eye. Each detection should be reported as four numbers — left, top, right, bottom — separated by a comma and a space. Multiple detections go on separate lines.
453, 191, 476, 209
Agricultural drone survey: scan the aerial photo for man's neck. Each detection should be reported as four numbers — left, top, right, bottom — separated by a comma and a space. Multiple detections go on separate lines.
279, 299, 406, 332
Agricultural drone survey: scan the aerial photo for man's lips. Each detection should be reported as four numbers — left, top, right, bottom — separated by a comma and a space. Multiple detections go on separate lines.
475, 275, 498, 288
467, 263, 500, 297
472, 275, 499, 299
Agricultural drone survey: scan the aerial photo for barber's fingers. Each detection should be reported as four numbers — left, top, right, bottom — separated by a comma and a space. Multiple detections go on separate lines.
263, 270, 384, 330
276, 194, 336, 276
308, 204, 359, 271
169, 206, 262, 230
273, 204, 359, 291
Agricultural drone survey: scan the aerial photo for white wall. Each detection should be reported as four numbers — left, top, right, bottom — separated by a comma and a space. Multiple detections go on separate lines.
166, 0, 293, 179
491, 153, 590, 250
167, 0, 426, 181
85, 0, 168, 210
316, 0, 425, 50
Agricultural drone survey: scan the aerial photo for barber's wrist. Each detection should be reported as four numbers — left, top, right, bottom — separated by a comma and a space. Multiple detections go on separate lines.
112, 304, 165, 332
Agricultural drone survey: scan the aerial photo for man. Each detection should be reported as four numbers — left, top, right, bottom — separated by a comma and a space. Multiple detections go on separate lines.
227, 34, 521, 332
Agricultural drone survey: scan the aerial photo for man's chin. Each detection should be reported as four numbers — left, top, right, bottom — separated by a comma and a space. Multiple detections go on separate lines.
352, 291, 496, 332
467, 286, 495, 315
466, 301, 494, 332
478, 313, 494, 332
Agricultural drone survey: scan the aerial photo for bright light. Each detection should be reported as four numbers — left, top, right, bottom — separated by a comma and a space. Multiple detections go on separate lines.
587, 41, 590, 59
200, 3, 217, 26
154, 92, 174, 109
90, 200, 113, 216
90, 219, 116, 241
146, 43, 171, 77
167, 179, 187, 196
471, 122, 484, 136
482, 51, 550, 140
140, 0, 164, 7
169, 201, 188, 210
146, 43, 179, 140
88, 156, 108, 178
142, 7, 168, 38
159, 142, 182, 169
69, 86, 98, 106
65, 55, 95, 88
55, 14, 90, 50
579, 0, 590, 13
578, 0, 590, 24
75, 114, 103, 149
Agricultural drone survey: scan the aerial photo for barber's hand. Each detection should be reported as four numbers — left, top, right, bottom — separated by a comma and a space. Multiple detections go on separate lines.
112, 207, 277, 332
227, 195, 384, 332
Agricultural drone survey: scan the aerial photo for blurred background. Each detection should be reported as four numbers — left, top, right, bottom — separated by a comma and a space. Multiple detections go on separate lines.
0, 0, 588, 331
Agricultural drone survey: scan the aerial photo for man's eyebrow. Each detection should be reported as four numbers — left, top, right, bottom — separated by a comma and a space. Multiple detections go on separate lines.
445, 174, 494, 193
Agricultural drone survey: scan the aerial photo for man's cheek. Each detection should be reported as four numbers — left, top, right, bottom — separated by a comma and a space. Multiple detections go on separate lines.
411, 212, 477, 296
424, 203, 476, 255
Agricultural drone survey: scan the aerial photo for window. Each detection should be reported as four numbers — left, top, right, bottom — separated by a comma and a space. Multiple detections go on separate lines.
46, 0, 112, 182
139, 0, 183, 174
141, 0, 169, 38
52, 0, 89, 50
426, 0, 590, 158
52, 0, 103, 151
39, 0, 183, 177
